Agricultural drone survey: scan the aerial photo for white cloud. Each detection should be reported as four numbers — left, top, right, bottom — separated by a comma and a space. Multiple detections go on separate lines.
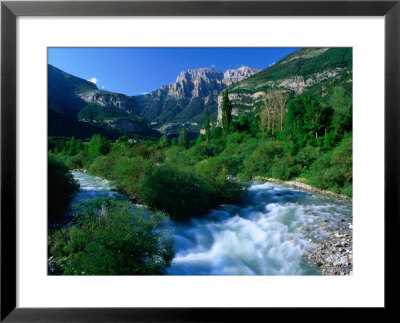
88, 77, 99, 84
268, 61, 276, 67
101, 85, 105, 89
211, 64, 216, 68
140, 91, 150, 95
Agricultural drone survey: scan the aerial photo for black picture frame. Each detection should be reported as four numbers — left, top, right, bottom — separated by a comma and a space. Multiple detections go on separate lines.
1, 0, 398, 321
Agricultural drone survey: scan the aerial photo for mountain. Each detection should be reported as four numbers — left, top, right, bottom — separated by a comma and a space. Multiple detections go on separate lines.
134, 66, 260, 135
48, 65, 159, 139
217, 48, 352, 122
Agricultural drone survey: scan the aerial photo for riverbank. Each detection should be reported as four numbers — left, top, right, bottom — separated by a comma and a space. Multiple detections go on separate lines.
304, 225, 353, 276
254, 176, 352, 201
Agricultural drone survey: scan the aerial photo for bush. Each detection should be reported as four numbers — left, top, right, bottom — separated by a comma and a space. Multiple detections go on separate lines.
87, 134, 111, 161
112, 156, 152, 197
49, 198, 174, 275
190, 142, 224, 159
243, 141, 284, 177
307, 135, 352, 195
139, 166, 211, 220
89, 154, 118, 178
195, 158, 245, 205
271, 155, 298, 180
48, 153, 79, 222
295, 146, 321, 170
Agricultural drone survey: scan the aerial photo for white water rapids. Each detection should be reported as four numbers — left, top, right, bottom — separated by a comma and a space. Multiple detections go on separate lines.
70, 171, 352, 275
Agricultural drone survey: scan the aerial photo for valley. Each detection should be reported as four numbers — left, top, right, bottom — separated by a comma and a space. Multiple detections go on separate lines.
48, 47, 353, 276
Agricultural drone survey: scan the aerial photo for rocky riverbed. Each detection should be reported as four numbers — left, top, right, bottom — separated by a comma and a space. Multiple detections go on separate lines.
303, 222, 353, 275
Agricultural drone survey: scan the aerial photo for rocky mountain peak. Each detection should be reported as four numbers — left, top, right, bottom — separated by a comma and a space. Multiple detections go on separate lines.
176, 68, 224, 83
223, 66, 260, 85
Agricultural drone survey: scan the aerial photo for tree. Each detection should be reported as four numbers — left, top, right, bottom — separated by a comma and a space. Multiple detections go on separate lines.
328, 86, 352, 134
158, 134, 169, 149
260, 91, 275, 137
88, 134, 111, 160
276, 90, 290, 131
178, 127, 189, 148
221, 91, 232, 136
284, 94, 332, 148
64, 136, 83, 156
204, 108, 211, 143
260, 90, 289, 137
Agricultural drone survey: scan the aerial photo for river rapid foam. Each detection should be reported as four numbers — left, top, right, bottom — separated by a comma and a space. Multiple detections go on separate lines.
70, 172, 352, 275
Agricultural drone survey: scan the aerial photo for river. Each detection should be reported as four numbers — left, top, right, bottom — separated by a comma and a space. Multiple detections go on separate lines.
69, 171, 352, 275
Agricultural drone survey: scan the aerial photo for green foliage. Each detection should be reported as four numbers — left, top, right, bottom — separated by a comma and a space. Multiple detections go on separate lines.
221, 91, 232, 137
88, 154, 118, 178
190, 142, 224, 159
204, 108, 211, 142
118, 135, 129, 143
307, 134, 352, 195
243, 141, 284, 177
328, 86, 352, 134
177, 127, 189, 148
87, 134, 111, 161
283, 94, 333, 150
158, 134, 169, 149
228, 48, 352, 94
63, 136, 83, 156
49, 198, 174, 275
139, 166, 211, 220
48, 153, 79, 222
77, 103, 141, 123
271, 155, 299, 180
112, 156, 152, 197
294, 145, 321, 171
195, 158, 245, 205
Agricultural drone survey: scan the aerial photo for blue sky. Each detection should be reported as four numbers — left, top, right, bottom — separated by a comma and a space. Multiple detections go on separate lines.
48, 47, 299, 96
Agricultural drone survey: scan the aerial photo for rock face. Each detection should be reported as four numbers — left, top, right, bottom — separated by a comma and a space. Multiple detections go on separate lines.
135, 66, 259, 133
223, 66, 261, 86
48, 64, 156, 138
217, 48, 352, 122
176, 68, 224, 83
78, 91, 139, 114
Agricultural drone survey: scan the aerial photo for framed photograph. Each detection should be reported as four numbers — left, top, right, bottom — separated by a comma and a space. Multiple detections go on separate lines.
1, 0, 398, 321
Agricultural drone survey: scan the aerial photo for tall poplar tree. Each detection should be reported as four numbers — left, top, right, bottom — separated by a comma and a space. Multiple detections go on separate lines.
221, 91, 232, 136
204, 108, 211, 143
178, 127, 189, 148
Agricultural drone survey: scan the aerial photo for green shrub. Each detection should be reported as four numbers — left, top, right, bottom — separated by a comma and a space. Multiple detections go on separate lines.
295, 146, 321, 170
139, 166, 211, 220
195, 158, 245, 205
49, 198, 174, 275
89, 154, 118, 178
112, 156, 152, 197
87, 134, 111, 161
243, 141, 284, 177
190, 142, 224, 159
48, 153, 79, 222
307, 135, 352, 195
271, 155, 298, 180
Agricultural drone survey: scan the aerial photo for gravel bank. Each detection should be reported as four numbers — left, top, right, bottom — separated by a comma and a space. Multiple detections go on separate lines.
255, 176, 351, 201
